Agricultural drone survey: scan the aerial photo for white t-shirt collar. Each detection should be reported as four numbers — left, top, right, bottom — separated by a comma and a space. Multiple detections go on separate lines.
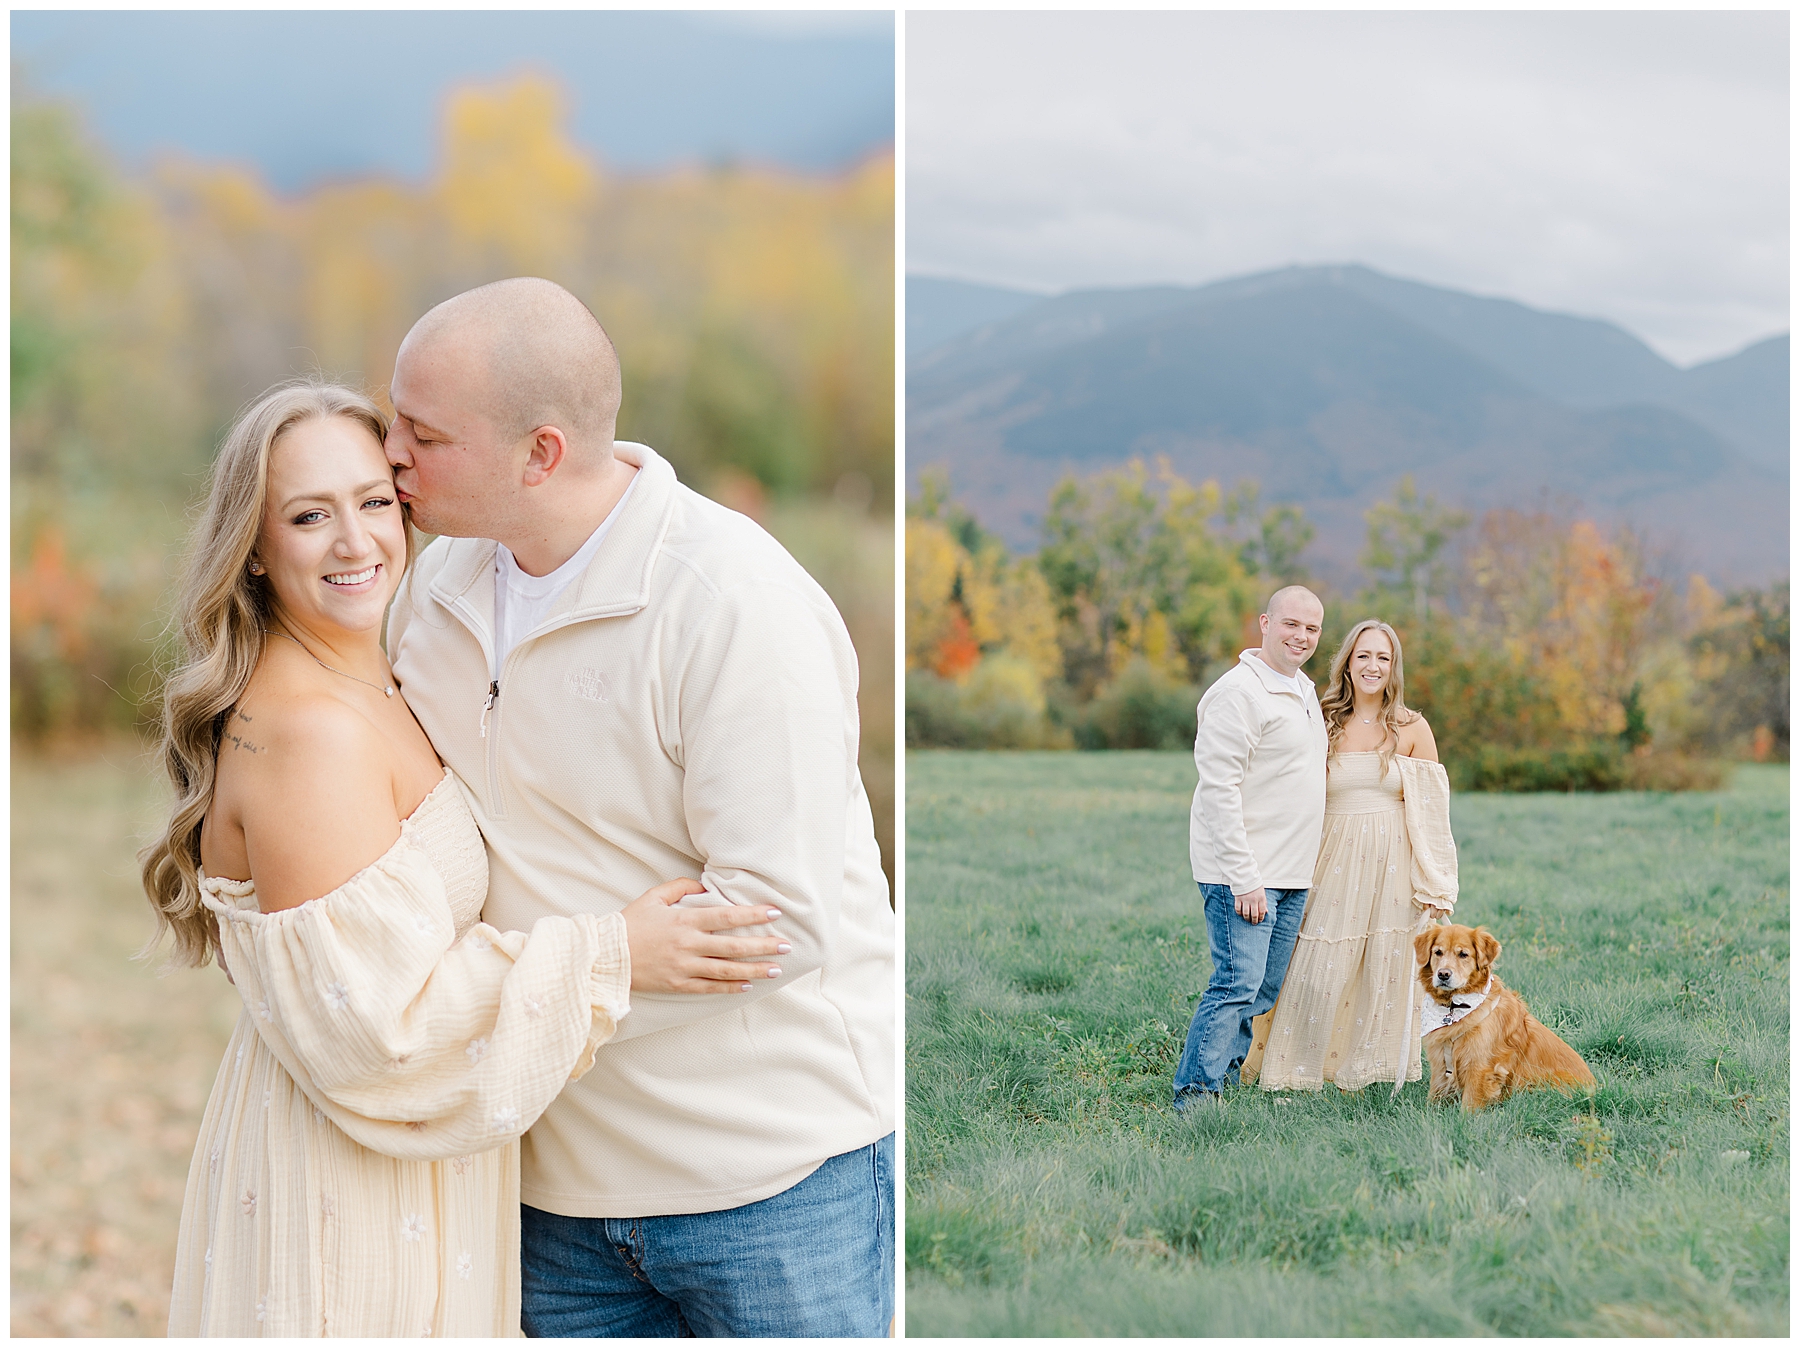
1246, 649, 1311, 697
493, 469, 641, 670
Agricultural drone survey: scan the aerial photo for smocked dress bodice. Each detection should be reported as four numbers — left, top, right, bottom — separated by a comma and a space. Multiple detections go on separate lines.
1324, 749, 1404, 813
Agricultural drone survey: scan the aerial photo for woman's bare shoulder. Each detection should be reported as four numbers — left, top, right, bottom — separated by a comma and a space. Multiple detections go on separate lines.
222, 680, 403, 911
219, 672, 378, 776
1397, 711, 1439, 762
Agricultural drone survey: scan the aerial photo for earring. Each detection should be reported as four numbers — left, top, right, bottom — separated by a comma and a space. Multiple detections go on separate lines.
248, 561, 265, 575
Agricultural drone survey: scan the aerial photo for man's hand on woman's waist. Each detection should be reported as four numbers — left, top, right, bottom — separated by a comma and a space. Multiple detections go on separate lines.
621, 879, 792, 995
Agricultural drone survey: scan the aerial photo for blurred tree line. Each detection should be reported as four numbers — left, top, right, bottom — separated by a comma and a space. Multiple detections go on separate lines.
12, 74, 894, 870
907, 460, 1787, 791
12, 73, 885, 867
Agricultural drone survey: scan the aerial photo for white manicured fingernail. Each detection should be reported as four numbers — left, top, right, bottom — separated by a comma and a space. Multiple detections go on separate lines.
777, 943, 793, 954
766, 908, 781, 918
767, 967, 782, 978
739, 984, 753, 993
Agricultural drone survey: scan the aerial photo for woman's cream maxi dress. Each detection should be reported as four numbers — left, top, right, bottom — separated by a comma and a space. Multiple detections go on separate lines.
168, 772, 629, 1337
1250, 752, 1459, 1093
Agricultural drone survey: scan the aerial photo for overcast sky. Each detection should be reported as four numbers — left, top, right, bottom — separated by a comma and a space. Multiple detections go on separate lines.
14, 10, 893, 191
908, 11, 1787, 366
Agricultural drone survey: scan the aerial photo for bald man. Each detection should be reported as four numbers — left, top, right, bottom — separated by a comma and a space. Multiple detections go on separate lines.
1173, 586, 1328, 1109
384, 278, 894, 1336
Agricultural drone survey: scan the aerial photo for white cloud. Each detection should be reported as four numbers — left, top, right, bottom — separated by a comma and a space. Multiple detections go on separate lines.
909, 11, 1787, 365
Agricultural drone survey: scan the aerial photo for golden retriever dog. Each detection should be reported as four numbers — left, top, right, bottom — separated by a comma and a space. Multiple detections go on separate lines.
1414, 923, 1595, 1110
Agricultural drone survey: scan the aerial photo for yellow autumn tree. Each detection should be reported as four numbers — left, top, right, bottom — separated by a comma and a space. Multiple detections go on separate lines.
905, 516, 964, 674
437, 74, 598, 275
905, 474, 1059, 687
1459, 510, 1662, 741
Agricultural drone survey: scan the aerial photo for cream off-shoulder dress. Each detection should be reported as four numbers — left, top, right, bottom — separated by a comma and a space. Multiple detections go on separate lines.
168, 771, 630, 1337
1251, 752, 1458, 1093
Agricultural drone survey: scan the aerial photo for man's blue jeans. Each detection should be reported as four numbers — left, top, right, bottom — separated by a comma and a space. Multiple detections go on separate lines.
518, 1133, 893, 1337
1173, 884, 1308, 1102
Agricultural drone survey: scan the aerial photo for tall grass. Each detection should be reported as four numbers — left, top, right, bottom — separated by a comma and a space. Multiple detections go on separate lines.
905, 752, 1788, 1336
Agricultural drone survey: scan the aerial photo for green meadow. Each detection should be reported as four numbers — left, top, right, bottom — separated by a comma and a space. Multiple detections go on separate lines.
904, 752, 1788, 1336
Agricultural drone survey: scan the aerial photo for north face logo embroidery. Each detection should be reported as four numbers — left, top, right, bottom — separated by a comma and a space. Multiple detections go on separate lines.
566, 668, 611, 703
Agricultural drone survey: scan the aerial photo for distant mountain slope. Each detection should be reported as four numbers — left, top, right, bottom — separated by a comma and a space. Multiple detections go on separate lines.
907, 265, 1787, 584
1671, 335, 1789, 475
906, 276, 1047, 355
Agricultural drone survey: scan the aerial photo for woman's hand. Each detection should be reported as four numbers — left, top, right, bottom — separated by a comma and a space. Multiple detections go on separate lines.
621, 879, 791, 995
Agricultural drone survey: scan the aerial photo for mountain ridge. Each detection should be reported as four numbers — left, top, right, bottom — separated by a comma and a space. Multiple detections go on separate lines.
907, 264, 1787, 583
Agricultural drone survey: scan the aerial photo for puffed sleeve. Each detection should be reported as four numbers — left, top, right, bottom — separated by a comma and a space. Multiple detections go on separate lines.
1396, 755, 1458, 915
202, 839, 629, 1162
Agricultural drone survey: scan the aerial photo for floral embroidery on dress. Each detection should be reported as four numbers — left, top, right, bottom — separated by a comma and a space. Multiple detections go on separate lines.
235, 1044, 245, 1066
324, 981, 350, 1010
491, 1105, 521, 1133
240, 1188, 257, 1217
263, 1089, 272, 1109
314, 1104, 327, 1124
405, 1120, 427, 1132
209, 1145, 221, 1174
456, 1252, 473, 1281
256, 1297, 267, 1323
453, 1155, 474, 1175
204, 1247, 213, 1273
523, 996, 544, 1018
466, 1037, 489, 1065
401, 1213, 427, 1242
321, 1194, 335, 1219
467, 934, 491, 953
257, 999, 272, 1021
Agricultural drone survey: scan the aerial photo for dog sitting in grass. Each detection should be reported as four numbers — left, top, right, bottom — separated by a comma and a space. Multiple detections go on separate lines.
1414, 923, 1595, 1110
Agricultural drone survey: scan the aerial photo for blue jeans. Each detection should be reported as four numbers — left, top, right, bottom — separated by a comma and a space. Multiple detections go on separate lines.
519, 1133, 894, 1337
1173, 884, 1307, 1101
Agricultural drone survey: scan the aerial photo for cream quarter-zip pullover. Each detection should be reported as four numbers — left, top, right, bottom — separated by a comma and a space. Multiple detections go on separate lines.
1189, 649, 1328, 894
387, 443, 894, 1219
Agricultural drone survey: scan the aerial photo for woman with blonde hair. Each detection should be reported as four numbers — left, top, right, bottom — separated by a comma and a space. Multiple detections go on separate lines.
1244, 617, 1460, 1095
141, 380, 785, 1336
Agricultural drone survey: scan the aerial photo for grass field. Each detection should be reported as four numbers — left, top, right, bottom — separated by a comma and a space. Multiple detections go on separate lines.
905, 751, 1789, 1336
12, 743, 242, 1337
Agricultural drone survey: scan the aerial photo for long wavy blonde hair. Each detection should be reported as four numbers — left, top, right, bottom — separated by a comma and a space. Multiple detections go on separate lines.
1318, 618, 1419, 776
138, 381, 395, 968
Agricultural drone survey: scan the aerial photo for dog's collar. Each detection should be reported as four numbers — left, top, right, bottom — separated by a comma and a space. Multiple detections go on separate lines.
1420, 980, 1494, 1036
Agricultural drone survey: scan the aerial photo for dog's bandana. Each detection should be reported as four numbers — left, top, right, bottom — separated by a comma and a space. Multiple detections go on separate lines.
1420, 987, 1487, 1036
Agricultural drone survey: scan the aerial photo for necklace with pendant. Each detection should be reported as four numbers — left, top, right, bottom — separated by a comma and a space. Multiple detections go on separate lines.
263, 628, 395, 697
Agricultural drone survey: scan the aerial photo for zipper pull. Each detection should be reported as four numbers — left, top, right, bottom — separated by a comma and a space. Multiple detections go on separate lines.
480, 680, 499, 738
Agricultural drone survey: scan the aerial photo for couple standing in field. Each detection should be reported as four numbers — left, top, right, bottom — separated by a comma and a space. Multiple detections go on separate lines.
140, 278, 894, 1336
1174, 586, 1460, 1107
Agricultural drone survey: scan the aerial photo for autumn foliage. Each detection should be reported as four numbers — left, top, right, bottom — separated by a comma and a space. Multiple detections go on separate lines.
908, 465, 1785, 786
12, 75, 894, 752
